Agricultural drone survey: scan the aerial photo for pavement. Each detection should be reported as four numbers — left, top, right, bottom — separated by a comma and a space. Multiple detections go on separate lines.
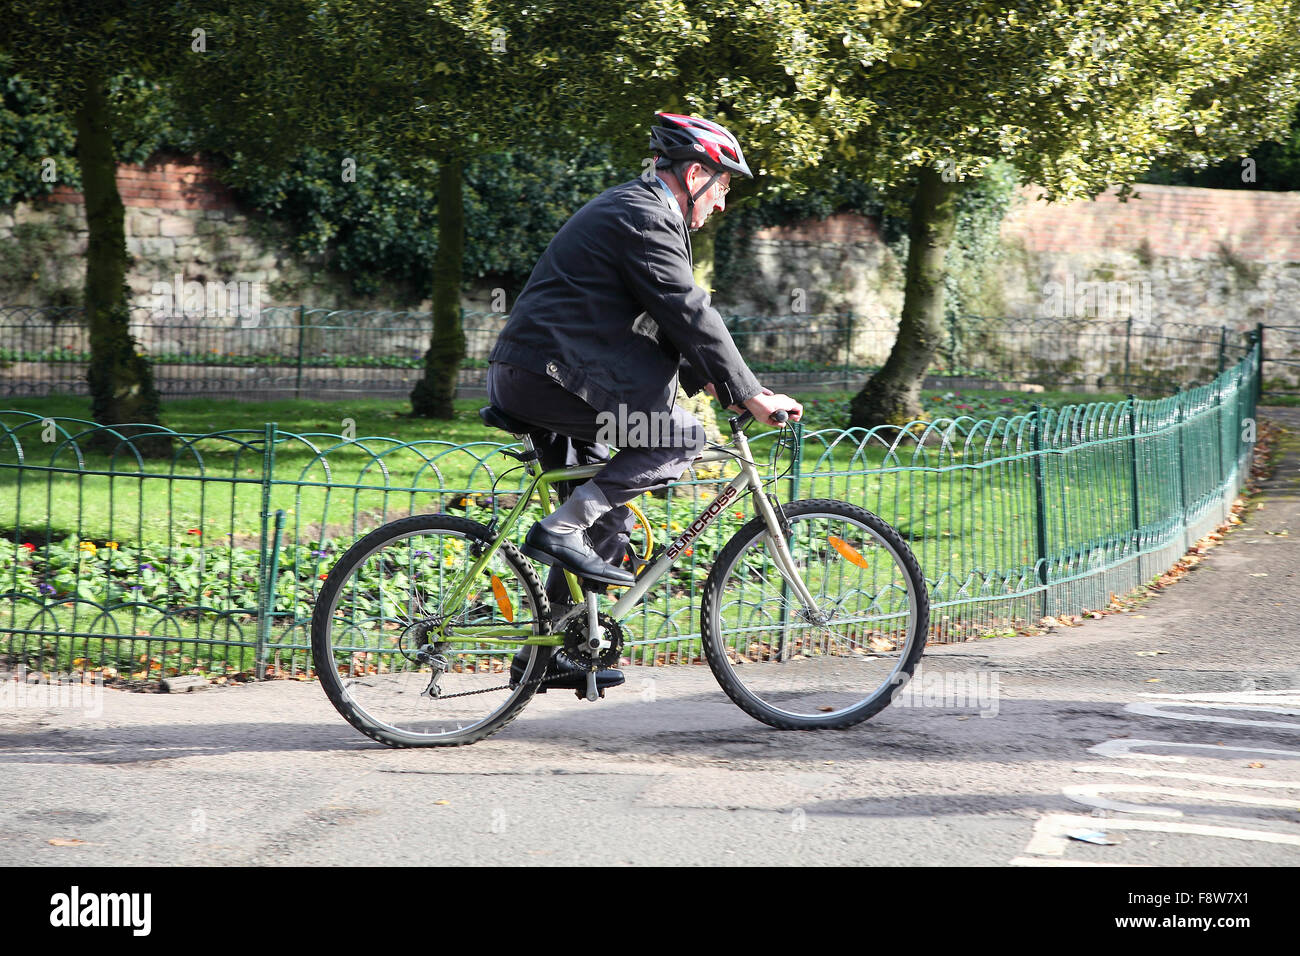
1, 408, 1297, 866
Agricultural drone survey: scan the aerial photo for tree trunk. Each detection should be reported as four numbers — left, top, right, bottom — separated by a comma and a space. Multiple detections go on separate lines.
410, 158, 466, 418
75, 71, 163, 443
849, 166, 961, 428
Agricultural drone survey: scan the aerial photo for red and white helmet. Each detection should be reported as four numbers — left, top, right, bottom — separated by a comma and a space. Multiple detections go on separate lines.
650, 112, 753, 179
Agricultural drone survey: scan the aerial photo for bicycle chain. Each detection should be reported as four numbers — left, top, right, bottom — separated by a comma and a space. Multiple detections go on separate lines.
420, 651, 585, 699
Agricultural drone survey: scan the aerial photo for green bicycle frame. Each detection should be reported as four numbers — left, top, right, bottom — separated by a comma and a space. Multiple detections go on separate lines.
433, 424, 818, 647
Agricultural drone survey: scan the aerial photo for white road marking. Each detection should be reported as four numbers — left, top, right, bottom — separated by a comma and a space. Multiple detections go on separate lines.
1009, 856, 1147, 867
1138, 690, 1300, 705
1023, 813, 1300, 857
1015, 690, 1300, 864
1088, 738, 1300, 761
1124, 700, 1300, 730
1072, 764, 1300, 789
1062, 783, 1300, 818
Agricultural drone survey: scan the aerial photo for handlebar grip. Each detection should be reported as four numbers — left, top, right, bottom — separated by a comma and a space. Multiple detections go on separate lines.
771, 410, 789, 424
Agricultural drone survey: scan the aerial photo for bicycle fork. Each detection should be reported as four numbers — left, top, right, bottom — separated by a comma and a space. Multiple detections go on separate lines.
734, 434, 823, 621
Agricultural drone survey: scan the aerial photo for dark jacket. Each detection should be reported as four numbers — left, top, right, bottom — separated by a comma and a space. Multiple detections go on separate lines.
489, 177, 762, 415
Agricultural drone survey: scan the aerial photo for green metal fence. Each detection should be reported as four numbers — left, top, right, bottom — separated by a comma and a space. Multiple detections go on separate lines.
0, 331, 1261, 679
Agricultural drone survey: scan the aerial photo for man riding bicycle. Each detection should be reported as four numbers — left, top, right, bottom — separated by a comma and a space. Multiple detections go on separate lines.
487, 112, 803, 691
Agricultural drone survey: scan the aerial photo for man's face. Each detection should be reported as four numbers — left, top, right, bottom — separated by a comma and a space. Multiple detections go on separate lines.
685, 163, 730, 230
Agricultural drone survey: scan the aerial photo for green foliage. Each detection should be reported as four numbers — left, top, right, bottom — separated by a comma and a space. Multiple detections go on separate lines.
0, 59, 196, 208
1142, 104, 1300, 190
235, 143, 620, 298
943, 160, 1020, 332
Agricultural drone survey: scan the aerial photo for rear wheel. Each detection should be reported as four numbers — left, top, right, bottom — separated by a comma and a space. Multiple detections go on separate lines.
700, 499, 928, 730
311, 514, 554, 747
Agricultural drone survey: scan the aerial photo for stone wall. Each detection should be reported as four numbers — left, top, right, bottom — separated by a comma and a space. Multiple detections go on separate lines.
0, 153, 422, 314
717, 184, 1300, 330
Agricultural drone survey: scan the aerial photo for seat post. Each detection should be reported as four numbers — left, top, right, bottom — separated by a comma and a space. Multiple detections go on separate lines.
519, 433, 539, 474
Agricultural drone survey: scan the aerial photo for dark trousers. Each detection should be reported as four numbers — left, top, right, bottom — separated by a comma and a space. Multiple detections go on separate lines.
486, 362, 705, 604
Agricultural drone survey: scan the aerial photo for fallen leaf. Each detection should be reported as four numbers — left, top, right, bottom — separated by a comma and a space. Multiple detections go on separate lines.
1145, 678, 1161, 683
48, 838, 88, 846
1247, 762, 1265, 769
1249, 573, 1269, 577
434, 800, 451, 806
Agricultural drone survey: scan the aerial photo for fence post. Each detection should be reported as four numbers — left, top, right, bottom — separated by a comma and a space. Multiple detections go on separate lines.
1122, 315, 1134, 389
1127, 394, 1141, 558
256, 422, 278, 679
1213, 377, 1226, 515
1255, 322, 1265, 408
1175, 389, 1189, 552
294, 305, 307, 399
1216, 326, 1227, 376
842, 311, 854, 383
257, 509, 285, 680
1031, 403, 1050, 619
948, 313, 958, 376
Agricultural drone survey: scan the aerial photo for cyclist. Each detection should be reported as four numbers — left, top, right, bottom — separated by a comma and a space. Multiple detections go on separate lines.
487, 112, 802, 691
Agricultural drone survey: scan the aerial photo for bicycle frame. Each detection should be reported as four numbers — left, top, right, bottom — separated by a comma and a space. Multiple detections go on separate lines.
434, 424, 819, 646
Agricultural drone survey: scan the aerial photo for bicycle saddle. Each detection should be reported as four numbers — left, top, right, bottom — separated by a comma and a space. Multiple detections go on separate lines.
479, 405, 536, 435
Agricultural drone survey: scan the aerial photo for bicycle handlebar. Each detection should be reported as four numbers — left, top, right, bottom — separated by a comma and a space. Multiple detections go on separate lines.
729, 408, 790, 431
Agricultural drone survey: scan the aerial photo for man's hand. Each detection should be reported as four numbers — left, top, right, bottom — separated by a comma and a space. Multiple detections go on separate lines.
705, 383, 801, 426
743, 391, 802, 427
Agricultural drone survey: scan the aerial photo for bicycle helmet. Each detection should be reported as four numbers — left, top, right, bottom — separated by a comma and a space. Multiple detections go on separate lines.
649, 112, 752, 222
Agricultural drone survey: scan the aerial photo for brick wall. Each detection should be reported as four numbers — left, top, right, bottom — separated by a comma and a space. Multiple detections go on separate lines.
1000, 184, 1300, 263
43, 155, 237, 212
750, 184, 1300, 263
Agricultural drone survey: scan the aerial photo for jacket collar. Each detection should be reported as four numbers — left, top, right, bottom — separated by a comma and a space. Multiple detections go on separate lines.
639, 176, 693, 262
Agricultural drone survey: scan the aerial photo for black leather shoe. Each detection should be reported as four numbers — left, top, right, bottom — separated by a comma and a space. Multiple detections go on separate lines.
509, 648, 625, 695
522, 523, 636, 587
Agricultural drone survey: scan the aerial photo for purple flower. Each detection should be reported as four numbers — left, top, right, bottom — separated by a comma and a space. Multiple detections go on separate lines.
140, 564, 154, 571
39, 583, 56, 595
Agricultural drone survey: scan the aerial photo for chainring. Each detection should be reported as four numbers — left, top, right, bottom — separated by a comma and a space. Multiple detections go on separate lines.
562, 612, 624, 670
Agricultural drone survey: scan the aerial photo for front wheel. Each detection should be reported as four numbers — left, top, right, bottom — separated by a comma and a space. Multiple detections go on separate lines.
700, 499, 929, 730
311, 514, 553, 747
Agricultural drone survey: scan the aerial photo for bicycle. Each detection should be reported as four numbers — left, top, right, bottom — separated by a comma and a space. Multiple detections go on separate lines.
311, 404, 930, 747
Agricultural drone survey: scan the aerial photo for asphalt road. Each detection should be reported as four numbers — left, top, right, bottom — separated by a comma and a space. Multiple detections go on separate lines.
3, 412, 1297, 867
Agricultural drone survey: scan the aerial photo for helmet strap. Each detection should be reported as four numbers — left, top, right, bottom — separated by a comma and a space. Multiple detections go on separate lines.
675, 166, 721, 229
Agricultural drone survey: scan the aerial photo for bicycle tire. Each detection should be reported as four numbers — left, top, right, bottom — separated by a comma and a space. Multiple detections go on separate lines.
700, 498, 929, 730
311, 513, 552, 747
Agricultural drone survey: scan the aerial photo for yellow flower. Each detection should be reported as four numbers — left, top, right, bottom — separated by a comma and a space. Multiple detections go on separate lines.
669, 521, 683, 533
78, 541, 97, 554
105, 541, 118, 550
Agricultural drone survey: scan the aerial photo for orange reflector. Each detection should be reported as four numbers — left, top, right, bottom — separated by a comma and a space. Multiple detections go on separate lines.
828, 535, 869, 569
490, 575, 514, 622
